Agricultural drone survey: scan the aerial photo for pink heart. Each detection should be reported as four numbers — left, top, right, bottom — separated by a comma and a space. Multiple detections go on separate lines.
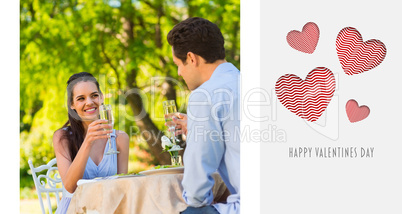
275, 67, 336, 122
336, 27, 386, 75
286, 22, 320, 54
345, 99, 370, 123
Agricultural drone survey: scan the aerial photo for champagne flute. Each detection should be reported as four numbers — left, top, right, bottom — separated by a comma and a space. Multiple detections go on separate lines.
163, 100, 177, 143
99, 104, 119, 155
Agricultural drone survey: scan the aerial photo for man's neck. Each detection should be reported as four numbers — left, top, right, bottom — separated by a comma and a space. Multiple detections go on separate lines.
200, 59, 227, 83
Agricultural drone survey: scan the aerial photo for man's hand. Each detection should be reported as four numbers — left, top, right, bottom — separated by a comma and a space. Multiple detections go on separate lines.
172, 113, 188, 137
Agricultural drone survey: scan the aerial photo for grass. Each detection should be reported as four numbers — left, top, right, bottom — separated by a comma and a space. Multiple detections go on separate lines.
20, 186, 39, 199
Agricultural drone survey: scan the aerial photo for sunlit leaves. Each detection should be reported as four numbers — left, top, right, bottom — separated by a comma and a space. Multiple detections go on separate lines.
20, 0, 239, 173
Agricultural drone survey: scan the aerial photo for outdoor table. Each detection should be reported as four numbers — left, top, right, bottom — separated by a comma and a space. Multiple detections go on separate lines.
67, 172, 228, 214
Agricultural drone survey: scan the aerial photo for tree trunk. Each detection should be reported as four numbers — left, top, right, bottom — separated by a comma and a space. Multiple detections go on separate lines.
120, 1, 171, 164
125, 82, 171, 164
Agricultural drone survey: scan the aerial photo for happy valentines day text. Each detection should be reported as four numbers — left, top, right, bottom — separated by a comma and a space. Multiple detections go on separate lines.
289, 147, 374, 158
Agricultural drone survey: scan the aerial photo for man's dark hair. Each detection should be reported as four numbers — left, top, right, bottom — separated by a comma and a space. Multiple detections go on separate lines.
167, 17, 225, 64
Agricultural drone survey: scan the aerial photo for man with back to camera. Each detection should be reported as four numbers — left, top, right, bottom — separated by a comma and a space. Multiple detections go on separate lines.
167, 17, 240, 214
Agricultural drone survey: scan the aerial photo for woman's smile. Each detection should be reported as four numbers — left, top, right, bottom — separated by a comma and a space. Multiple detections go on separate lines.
84, 107, 97, 114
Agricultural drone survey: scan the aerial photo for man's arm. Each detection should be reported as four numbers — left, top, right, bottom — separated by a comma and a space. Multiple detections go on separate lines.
181, 90, 226, 207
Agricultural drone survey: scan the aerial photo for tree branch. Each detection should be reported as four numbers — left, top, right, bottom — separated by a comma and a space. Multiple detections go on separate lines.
100, 43, 122, 89
142, 0, 179, 23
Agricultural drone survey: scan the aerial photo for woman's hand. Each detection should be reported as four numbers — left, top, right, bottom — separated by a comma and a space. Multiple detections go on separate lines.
172, 113, 188, 136
53, 120, 111, 193
83, 119, 112, 146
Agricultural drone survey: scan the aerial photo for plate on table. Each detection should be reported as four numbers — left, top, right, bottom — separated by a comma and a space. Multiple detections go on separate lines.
139, 166, 184, 176
116, 174, 144, 178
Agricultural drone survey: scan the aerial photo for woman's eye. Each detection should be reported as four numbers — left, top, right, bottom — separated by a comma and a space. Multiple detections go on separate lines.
92, 94, 99, 98
77, 98, 84, 101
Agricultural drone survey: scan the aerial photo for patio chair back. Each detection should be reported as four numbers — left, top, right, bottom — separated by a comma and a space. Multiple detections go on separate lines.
28, 158, 63, 214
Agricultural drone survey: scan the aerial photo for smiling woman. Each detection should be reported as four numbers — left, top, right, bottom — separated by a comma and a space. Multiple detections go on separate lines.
52, 72, 129, 214
70, 82, 102, 122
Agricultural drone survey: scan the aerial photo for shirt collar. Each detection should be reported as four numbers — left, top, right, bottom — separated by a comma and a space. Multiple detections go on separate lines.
209, 62, 237, 80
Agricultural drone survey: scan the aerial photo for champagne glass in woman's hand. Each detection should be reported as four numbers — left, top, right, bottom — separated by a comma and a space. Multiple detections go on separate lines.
163, 100, 178, 143
100, 104, 119, 155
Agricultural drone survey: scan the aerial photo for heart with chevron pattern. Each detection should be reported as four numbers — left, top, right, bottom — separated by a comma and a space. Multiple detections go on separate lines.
275, 67, 336, 122
336, 27, 386, 75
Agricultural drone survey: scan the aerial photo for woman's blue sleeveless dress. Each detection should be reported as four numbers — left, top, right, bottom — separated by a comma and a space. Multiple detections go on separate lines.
55, 129, 118, 214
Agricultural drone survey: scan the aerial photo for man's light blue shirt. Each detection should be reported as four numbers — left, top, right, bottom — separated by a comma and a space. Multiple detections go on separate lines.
182, 62, 240, 214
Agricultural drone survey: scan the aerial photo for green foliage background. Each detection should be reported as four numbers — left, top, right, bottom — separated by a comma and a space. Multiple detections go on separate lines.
20, 0, 239, 193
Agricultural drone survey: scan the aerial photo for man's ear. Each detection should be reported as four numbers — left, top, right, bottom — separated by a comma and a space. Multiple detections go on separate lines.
187, 52, 199, 66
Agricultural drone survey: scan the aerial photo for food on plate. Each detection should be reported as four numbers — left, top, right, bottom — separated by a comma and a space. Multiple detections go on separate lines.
153, 165, 182, 169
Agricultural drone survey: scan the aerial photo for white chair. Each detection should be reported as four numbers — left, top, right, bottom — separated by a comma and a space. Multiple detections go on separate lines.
28, 158, 64, 214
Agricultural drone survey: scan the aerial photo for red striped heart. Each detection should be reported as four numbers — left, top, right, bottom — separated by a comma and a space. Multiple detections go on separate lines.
275, 67, 336, 122
345, 99, 370, 123
286, 22, 320, 54
336, 27, 386, 75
